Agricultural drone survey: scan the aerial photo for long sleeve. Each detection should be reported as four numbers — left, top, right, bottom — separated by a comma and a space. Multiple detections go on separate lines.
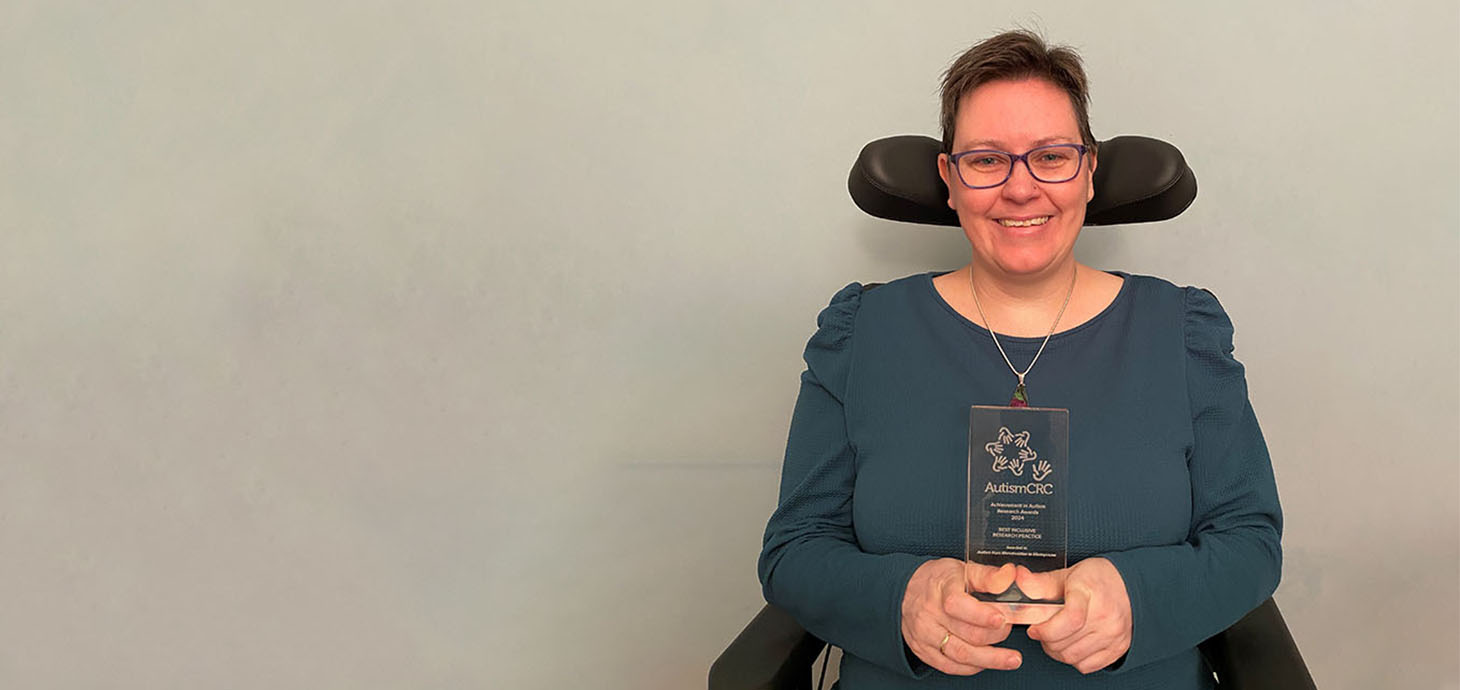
1101, 287, 1284, 673
757, 283, 936, 678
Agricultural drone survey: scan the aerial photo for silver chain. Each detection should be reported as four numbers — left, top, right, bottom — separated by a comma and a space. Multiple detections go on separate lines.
968, 265, 1077, 388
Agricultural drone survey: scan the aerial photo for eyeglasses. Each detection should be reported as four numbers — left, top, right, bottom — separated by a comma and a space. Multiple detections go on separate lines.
947, 144, 1089, 189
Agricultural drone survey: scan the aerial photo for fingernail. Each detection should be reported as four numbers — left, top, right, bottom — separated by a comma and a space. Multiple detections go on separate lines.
1006, 653, 1022, 669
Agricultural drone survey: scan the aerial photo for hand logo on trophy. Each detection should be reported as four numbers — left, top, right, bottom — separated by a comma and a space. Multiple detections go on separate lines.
984, 426, 1041, 477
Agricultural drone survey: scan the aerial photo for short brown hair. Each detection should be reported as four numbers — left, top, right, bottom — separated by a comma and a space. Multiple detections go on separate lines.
940, 30, 1096, 155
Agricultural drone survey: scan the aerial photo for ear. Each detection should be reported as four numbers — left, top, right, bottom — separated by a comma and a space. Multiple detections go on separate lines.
937, 153, 956, 209
1085, 150, 1098, 203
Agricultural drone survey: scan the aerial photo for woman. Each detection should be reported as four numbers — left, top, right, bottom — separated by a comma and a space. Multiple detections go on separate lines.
757, 30, 1281, 689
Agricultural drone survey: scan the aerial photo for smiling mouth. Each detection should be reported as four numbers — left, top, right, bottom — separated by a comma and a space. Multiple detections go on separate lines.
998, 216, 1051, 228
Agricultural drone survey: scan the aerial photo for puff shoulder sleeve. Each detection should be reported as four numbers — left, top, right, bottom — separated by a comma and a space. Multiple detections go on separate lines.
1101, 287, 1284, 672
757, 283, 935, 678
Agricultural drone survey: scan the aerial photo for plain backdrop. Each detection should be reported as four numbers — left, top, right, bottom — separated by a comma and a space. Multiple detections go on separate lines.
1, 1, 1457, 688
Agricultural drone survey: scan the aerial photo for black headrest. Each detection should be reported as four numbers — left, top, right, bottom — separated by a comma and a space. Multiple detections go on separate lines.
848, 135, 1197, 227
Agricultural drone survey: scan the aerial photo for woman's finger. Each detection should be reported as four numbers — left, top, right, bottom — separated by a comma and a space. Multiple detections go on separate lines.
925, 653, 986, 677
1027, 586, 1089, 644
909, 614, 956, 655
1072, 646, 1127, 675
943, 591, 1008, 628
946, 617, 1013, 647
942, 636, 1022, 671
909, 630, 986, 676
1043, 626, 1103, 659
1014, 565, 1067, 601
966, 562, 1017, 596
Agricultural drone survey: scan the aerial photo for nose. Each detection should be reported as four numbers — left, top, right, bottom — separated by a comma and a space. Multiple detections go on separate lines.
1001, 158, 1041, 203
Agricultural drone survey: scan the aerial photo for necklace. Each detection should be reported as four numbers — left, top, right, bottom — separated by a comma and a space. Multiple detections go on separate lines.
968, 266, 1077, 407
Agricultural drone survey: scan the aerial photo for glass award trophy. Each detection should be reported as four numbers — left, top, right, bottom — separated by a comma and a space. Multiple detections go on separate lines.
966, 405, 1068, 625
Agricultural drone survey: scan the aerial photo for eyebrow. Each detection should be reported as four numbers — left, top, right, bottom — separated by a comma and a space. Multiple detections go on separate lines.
958, 136, 1077, 150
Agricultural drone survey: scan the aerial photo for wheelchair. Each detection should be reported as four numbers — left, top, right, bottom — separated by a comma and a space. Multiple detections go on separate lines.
709, 135, 1316, 690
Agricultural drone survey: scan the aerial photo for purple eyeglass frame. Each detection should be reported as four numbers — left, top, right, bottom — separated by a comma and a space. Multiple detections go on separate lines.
947, 143, 1090, 189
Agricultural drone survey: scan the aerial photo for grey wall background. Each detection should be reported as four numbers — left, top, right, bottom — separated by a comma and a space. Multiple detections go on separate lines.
2, 1, 1456, 688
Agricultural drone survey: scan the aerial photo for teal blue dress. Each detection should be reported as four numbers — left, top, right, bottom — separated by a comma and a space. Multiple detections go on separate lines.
758, 272, 1282, 690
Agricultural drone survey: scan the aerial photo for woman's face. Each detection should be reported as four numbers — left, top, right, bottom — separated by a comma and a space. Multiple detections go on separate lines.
937, 78, 1096, 280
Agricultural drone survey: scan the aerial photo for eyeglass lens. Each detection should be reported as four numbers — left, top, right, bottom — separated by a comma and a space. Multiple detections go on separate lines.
957, 145, 1083, 188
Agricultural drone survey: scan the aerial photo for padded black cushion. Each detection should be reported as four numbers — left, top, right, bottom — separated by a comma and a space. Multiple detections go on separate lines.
848, 135, 1196, 227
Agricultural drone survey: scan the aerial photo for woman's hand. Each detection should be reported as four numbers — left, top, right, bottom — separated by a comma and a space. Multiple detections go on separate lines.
1018, 558, 1132, 674
901, 559, 1022, 675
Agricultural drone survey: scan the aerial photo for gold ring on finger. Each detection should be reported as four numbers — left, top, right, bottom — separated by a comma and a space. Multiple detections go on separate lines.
938, 632, 952, 655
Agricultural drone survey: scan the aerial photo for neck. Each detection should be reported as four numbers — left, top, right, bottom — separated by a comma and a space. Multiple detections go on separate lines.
966, 259, 1081, 336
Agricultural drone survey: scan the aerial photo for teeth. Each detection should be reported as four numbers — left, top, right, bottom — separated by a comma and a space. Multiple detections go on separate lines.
999, 216, 1051, 228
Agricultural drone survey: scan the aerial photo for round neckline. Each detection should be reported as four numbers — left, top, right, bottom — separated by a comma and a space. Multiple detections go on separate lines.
921, 270, 1133, 344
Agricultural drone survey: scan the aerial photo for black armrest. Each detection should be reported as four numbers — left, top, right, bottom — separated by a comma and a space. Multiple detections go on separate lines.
709, 604, 826, 690
1198, 597, 1317, 690
847, 135, 1197, 227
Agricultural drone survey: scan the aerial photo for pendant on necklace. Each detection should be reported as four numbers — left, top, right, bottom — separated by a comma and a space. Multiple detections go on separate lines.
1009, 382, 1029, 407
